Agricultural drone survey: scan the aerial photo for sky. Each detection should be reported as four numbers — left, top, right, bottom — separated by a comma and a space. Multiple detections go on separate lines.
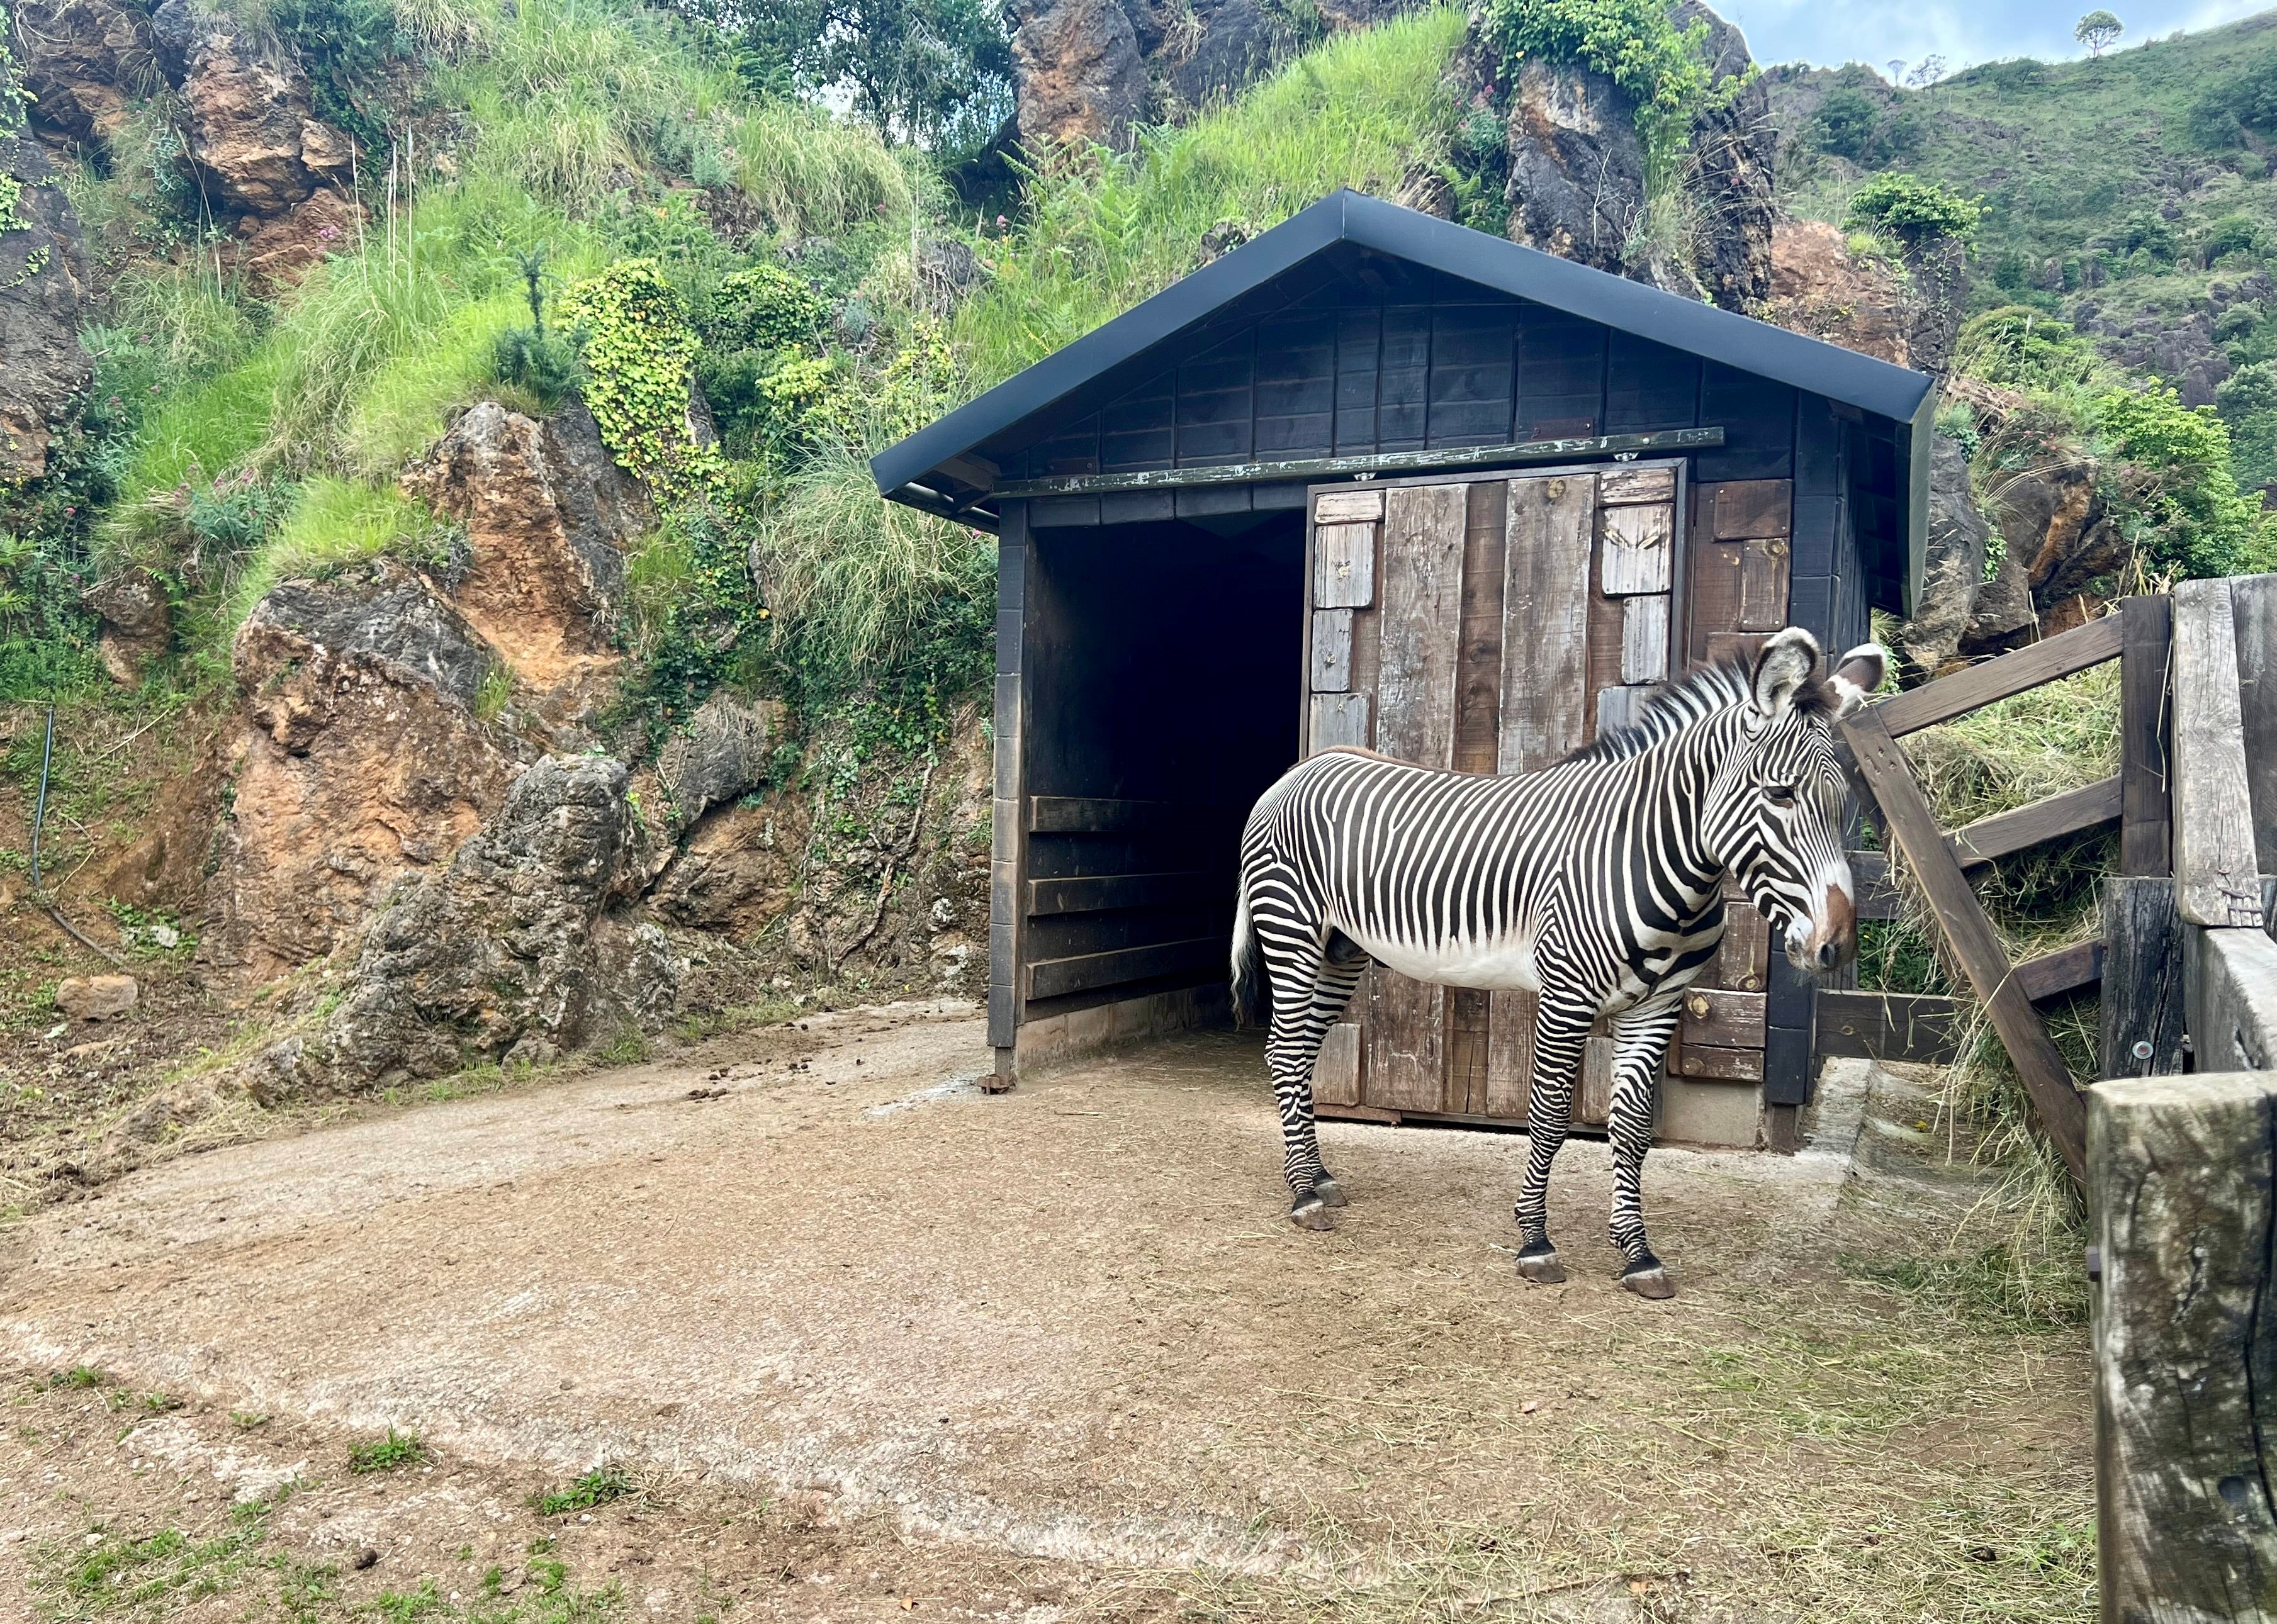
1719, 0, 2274, 76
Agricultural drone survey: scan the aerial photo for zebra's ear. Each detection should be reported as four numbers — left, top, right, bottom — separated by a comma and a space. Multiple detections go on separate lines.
1828, 643, 1889, 719
1750, 628, 1821, 720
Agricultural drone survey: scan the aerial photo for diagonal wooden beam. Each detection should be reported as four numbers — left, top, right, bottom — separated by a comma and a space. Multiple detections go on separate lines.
1842, 705, 2089, 1179
1875, 614, 2125, 737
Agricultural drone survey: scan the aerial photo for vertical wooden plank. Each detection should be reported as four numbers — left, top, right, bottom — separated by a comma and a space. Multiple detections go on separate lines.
1314, 524, 1376, 608
1687, 539, 1745, 666
1575, 1034, 1614, 1126
987, 503, 1034, 1079
1315, 1020, 1362, 1107
1448, 988, 1493, 1114
1843, 705, 2087, 1178
1622, 595, 1671, 683
2173, 580, 2265, 927
1308, 693, 1370, 751
1453, 481, 1510, 775
2100, 875, 2186, 1080
1738, 537, 1792, 632
2119, 594, 2174, 878
1366, 481, 1468, 1113
1497, 474, 1596, 770
1600, 503, 1673, 595
1310, 609, 1353, 692
2092, 1073, 2277, 1621
1488, 473, 1598, 1117
1713, 904, 1770, 994
2231, 574, 2277, 877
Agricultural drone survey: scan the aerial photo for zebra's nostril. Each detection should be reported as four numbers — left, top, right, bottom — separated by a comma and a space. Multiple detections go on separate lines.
1818, 943, 1838, 969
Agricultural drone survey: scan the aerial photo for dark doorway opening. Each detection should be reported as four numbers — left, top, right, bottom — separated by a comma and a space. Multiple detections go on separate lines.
1018, 513, 1305, 1028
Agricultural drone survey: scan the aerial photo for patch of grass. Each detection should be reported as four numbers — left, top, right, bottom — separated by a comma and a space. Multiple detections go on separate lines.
52, 1365, 111, 1390
40, 1503, 271, 1620
531, 1464, 634, 1516
223, 479, 450, 630
347, 1425, 428, 1472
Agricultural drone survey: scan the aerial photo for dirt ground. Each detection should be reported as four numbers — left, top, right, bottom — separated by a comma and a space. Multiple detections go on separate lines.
0, 1005, 2094, 1622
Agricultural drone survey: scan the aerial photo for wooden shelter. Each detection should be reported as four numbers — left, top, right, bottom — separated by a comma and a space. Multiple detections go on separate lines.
874, 191, 1935, 1150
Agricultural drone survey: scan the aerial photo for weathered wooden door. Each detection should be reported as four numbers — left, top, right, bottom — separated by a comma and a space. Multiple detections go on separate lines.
1300, 463, 1683, 1126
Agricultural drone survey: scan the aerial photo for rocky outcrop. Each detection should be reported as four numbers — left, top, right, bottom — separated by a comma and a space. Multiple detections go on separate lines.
1676, 0, 1774, 314
154, 0, 356, 216
88, 567, 172, 685
1998, 456, 2128, 613
210, 559, 523, 980
398, 400, 651, 734
1011, 0, 1146, 148
1765, 219, 1908, 364
250, 755, 678, 1093
1892, 434, 1993, 683
12, 0, 160, 143
237, 186, 360, 293
0, 137, 94, 481
658, 691, 786, 833
1498, 59, 1646, 276
1963, 551, 2037, 659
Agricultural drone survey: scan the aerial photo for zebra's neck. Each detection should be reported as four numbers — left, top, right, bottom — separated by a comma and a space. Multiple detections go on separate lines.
1563, 703, 1748, 914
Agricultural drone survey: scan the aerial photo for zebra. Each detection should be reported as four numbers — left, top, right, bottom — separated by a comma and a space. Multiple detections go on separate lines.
1229, 628, 1886, 1299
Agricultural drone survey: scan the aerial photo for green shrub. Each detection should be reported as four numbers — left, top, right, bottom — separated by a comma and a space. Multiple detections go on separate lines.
2093, 384, 2276, 580
702, 265, 830, 352
2205, 214, 2264, 264
2217, 360, 2277, 494
554, 257, 723, 501
1475, 0, 1714, 169
242, 0, 405, 154
2188, 47, 2277, 150
1953, 306, 2106, 390
1844, 172, 1982, 243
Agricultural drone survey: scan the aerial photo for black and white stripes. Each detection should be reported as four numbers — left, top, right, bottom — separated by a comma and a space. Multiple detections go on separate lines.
1231, 629, 1887, 1299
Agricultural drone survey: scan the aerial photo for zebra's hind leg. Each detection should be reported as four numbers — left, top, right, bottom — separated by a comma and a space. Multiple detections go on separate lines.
1606, 1000, 1683, 1299
1513, 996, 1595, 1285
1258, 919, 1365, 1230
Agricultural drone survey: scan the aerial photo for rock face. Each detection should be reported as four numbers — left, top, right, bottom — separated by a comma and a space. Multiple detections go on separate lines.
658, 692, 787, 833
155, 0, 355, 216
1500, 59, 1645, 276
1993, 456, 2127, 620
0, 137, 94, 481
1011, 0, 1146, 148
88, 568, 173, 686
1765, 219, 1909, 364
212, 559, 522, 979
12, 0, 159, 143
398, 400, 651, 733
237, 187, 361, 294
1677, 0, 1774, 315
259, 755, 678, 1092
1892, 434, 1993, 682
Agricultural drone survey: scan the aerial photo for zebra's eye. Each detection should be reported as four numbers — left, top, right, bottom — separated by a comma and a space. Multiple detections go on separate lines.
1765, 783, 1797, 807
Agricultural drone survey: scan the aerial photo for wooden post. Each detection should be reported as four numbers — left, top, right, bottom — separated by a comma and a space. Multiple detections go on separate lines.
2093, 1073, 2277, 1622
1843, 705, 2088, 1179
2186, 927, 2277, 1075
2173, 580, 2266, 928
2101, 876, 2187, 1080
2119, 595, 2174, 877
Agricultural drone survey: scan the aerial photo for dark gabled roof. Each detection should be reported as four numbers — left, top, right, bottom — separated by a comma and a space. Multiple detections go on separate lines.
870, 189, 1937, 501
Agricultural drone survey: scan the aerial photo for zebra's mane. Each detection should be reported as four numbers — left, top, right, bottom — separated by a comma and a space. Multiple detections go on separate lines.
1561, 658, 1835, 765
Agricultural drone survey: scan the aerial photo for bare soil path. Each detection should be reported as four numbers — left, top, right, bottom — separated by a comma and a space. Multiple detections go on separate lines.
0, 1005, 2093, 1621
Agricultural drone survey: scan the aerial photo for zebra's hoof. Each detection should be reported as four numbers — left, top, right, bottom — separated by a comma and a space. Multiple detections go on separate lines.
1312, 1175, 1349, 1208
1621, 1263, 1677, 1301
1515, 1243, 1566, 1285
1289, 1197, 1336, 1231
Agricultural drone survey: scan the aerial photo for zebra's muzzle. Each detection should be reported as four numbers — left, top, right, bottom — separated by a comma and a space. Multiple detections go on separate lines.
1791, 879, 1857, 975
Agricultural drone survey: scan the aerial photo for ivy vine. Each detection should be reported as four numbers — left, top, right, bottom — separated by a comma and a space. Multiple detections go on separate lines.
554, 257, 726, 505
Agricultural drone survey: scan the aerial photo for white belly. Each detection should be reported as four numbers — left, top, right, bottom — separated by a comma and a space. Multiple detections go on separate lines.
1345, 925, 1543, 992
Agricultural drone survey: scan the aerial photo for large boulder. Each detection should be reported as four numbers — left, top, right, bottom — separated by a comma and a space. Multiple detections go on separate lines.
1991, 457, 2126, 613
210, 559, 522, 979
0, 137, 94, 481
398, 400, 651, 734
658, 690, 787, 833
12, 0, 160, 143
1011, 0, 1146, 149
151, 0, 355, 218
87, 566, 172, 685
256, 754, 678, 1092
1892, 434, 1993, 683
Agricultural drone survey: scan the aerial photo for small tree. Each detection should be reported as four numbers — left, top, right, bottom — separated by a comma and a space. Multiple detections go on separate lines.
2077, 10, 2123, 57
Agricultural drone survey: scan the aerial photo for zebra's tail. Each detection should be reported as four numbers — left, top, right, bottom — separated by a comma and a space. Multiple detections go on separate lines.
1230, 883, 1268, 1028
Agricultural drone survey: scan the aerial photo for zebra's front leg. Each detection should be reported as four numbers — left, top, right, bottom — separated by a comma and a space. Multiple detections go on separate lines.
1606, 999, 1683, 1299
1262, 936, 1366, 1230
1513, 997, 1595, 1285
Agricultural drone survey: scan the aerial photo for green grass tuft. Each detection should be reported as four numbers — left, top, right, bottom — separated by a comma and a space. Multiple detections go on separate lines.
531, 1464, 634, 1516
347, 1426, 428, 1473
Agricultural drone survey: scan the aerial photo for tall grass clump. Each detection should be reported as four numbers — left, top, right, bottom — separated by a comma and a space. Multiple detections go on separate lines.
225, 478, 446, 625
731, 99, 918, 239
959, 5, 1466, 381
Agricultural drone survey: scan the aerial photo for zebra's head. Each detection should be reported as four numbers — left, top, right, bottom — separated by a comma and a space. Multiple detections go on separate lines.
1707, 629, 1887, 974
